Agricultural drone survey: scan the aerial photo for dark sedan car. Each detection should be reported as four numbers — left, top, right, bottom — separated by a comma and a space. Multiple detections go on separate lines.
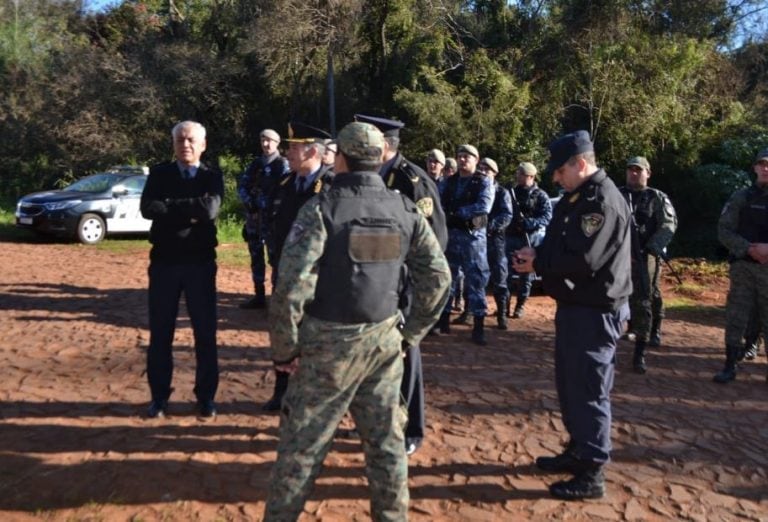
15, 167, 151, 244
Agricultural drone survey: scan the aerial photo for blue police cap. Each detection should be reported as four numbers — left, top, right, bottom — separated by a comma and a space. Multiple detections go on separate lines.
353, 114, 404, 137
285, 121, 331, 143
545, 130, 594, 173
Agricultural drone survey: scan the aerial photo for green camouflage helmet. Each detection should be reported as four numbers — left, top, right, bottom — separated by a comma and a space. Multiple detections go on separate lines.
337, 122, 385, 162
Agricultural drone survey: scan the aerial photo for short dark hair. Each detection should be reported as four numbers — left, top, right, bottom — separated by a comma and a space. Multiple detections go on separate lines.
384, 136, 400, 152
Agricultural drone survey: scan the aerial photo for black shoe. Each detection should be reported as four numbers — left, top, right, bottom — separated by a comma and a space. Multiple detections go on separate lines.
648, 332, 661, 347
535, 451, 583, 473
405, 438, 422, 456
146, 400, 167, 419
262, 396, 282, 412
198, 400, 217, 419
713, 367, 737, 383
743, 342, 758, 360
437, 312, 451, 334
239, 296, 266, 309
549, 468, 605, 500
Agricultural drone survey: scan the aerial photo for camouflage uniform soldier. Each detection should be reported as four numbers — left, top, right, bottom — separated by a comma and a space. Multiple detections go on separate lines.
237, 129, 289, 309
714, 148, 768, 383
264, 122, 451, 521
619, 156, 677, 373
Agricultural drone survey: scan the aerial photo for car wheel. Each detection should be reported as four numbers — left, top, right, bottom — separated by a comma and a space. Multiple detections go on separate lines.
77, 213, 106, 244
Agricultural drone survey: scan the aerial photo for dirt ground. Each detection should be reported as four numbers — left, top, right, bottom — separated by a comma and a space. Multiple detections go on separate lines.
0, 240, 766, 521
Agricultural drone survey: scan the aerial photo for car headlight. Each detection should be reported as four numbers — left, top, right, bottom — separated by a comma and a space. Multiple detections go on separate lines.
44, 200, 82, 211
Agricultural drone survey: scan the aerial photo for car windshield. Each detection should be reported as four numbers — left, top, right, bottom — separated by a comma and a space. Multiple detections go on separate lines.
64, 174, 124, 193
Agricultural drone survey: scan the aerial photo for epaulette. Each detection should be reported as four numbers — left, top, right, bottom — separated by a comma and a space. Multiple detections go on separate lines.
399, 160, 420, 184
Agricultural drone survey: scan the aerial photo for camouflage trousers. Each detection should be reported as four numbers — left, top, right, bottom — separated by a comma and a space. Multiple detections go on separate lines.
629, 254, 663, 341
264, 314, 409, 522
725, 260, 768, 347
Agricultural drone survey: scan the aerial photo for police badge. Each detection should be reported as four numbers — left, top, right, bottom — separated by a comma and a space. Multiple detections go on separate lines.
581, 213, 604, 237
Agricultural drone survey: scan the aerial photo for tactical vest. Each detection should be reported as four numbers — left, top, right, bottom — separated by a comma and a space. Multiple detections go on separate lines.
443, 174, 488, 213
622, 188, 660, 247
305, 172, 418, 324
513, 185, 544, 216
737, 185, 768, 244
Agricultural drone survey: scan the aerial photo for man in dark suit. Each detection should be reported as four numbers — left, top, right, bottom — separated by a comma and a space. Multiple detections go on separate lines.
140, 120, 224, 420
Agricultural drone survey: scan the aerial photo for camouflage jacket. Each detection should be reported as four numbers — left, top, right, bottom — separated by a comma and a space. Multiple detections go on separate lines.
269, 172, 451, 364
619, 186, 677, 257
719, 184, 768, 260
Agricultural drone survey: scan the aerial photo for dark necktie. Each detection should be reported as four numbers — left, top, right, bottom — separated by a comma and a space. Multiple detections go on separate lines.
183, 169, 192, 180
298, 177, 306, 193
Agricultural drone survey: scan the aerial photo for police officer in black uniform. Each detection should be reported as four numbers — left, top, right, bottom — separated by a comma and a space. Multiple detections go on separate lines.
514, 131, 631, 500
353, 114, 448, 455
262, 121, 333, 412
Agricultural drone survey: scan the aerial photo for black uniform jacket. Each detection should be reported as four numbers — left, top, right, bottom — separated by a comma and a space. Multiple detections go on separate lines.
381, 152, 448, 250
534, 169, 632, 310
270, 169, 333, 261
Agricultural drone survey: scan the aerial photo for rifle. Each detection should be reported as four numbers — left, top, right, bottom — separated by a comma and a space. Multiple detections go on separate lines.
508, 186, 531, 248
660, 252, 684, 286
627, 195, 652, 300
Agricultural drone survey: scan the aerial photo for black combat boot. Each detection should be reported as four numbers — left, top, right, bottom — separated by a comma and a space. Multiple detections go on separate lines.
549, 465, 605, 500
471, 315, 487, 346
262, 370, 289, 411
452, 310, 470, 325
240, 282, 267, 309
512, 297, 527, 319
633, 339, 647, 374
437, 311, 451, 334
536, 446, 581, 474
495, 293, 509, 330
713, 345, 740, 383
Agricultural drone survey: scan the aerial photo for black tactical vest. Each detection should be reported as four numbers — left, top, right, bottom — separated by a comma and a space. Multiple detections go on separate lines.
737, 185, 768, 244
305, 171, 419, 324
621, 188, 658, 247
442, 173, 488, 215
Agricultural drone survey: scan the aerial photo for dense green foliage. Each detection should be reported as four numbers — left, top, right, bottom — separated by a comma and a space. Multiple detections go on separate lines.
2, 0, 767, 256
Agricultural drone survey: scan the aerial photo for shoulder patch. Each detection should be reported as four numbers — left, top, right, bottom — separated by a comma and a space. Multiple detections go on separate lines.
415, 197, 434, 217
285, 222, 307, 247
581, 213, 604, 237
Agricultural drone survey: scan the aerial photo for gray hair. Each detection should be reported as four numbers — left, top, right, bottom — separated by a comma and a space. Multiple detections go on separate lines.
172, 121, 207, 140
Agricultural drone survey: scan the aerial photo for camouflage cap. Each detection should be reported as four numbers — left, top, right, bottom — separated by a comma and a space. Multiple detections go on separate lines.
260, 128, 280, 143
457, 144, 479, 158
518, 162, 537, 177
627, 156, 651, 171
337, 122, 385, 162
755, 148, 768, 164
479, 157, 498, 174
427, 148, 446, 165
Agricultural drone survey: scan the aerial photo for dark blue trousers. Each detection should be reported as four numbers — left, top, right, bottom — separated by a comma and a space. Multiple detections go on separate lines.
147, 260, 218, 403
553, 302, 627, 464
400, 344, 424, 442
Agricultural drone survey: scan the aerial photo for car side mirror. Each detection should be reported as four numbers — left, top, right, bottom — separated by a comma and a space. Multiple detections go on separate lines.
112, 186, 128, 196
